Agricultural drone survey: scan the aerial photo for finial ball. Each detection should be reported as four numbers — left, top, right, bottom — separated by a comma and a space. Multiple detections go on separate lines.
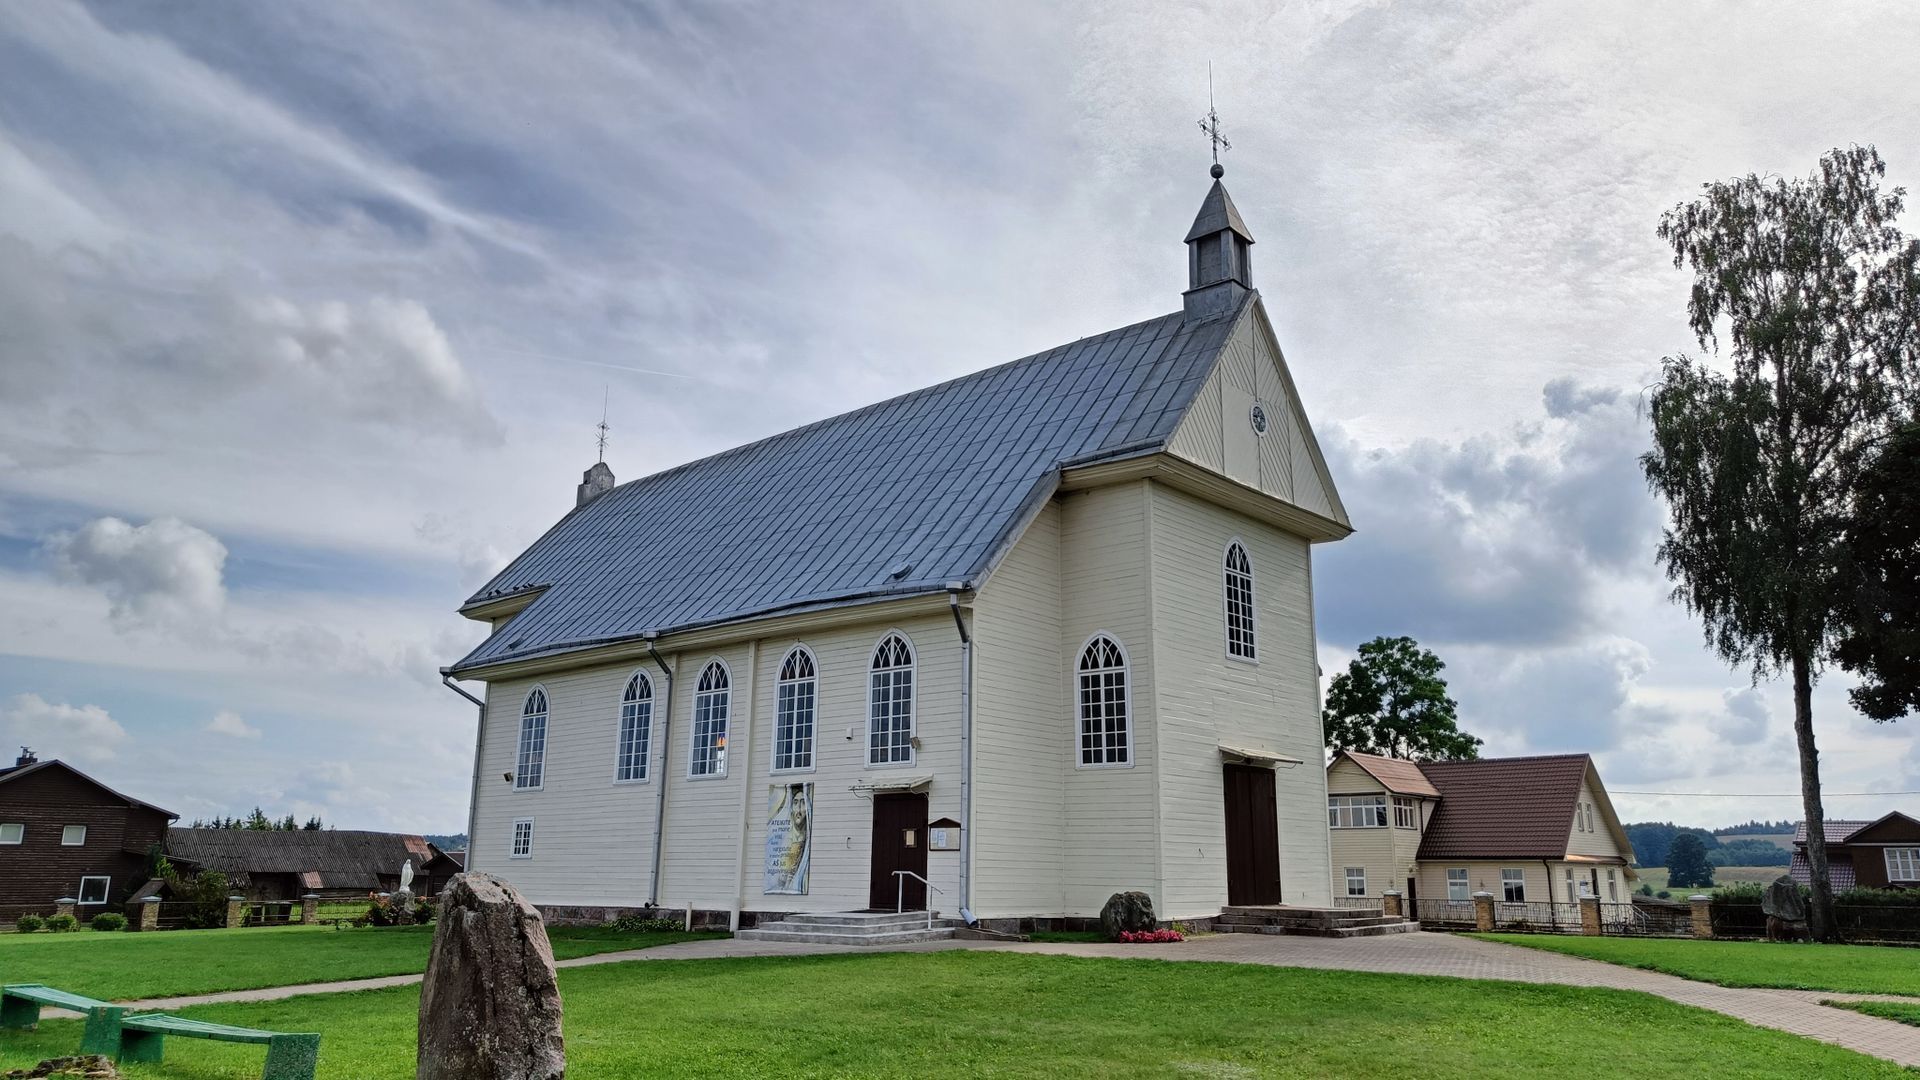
1210, 163, 1224, 179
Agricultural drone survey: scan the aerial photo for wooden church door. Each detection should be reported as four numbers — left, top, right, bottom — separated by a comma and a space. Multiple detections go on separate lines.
1222, 764, 1281, 905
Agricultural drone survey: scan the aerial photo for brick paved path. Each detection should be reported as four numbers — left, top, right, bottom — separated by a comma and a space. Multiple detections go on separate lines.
105, 931, 1920, 1068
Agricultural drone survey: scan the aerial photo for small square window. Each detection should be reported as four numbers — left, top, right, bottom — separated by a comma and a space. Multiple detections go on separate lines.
1446, 868, 1469, 901
0, 823, 22, 845
61, 825, 87, 847
1501, 868, 1526, 903
77, 876, 109, 905
1345, 868, 1366, 897
510, 819, 534, 859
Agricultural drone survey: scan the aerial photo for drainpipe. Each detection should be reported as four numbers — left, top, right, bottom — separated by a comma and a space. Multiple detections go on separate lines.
947, 584, 976, 925
645, 638, 675, 908
1543, 858, 1556, 931
440, 670, 485, 874
728, 641, 759, 932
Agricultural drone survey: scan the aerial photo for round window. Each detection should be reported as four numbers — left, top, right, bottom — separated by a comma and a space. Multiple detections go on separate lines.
1249, 402, 1270, 436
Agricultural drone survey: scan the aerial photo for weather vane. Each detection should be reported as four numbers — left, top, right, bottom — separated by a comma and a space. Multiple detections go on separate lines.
595, 386, 610, 463
1198, 63, 1230, 179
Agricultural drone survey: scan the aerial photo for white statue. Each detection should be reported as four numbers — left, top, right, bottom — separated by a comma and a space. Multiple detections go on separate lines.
399, 859, 415, 894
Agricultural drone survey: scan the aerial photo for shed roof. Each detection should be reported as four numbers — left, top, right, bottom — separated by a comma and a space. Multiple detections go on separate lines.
1415, 754, 1593, 860
1792, 820, 1874, 845
0, 758, 175, 819
450, 297, 1254, 674
166, 829, 442, 891
1334, 751, 1441, 798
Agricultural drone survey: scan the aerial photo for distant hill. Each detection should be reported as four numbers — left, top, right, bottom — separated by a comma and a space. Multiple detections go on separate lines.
425, 833, 468, 852
1624, 822, 1791, 868
1716, 832, 1794, 851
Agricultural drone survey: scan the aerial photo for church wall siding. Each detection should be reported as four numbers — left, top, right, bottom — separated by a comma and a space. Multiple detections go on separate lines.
1147, 482, 1333, 913
969, 502, 1069, 918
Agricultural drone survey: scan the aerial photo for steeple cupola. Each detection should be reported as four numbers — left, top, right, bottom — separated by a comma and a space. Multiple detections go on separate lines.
1183, 165, 1254, 322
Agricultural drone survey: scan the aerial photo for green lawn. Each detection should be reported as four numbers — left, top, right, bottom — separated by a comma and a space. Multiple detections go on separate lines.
1477, 934, 1920, 996
0, 924, 719, 1001
0, 952, 1908, 1078
1826, 1000, 1920, 1029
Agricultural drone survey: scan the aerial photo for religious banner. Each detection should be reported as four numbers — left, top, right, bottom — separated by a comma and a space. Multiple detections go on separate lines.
764, 782, 812, 895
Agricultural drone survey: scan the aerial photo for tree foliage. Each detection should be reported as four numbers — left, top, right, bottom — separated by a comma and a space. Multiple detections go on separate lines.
1624, 822, 1718, 868
187, 809, 324, 830
1323, 636, 1481, 761
1643, 146, 1920, 939
1666, 833, 1717, 890
1834, 422, 1920, 721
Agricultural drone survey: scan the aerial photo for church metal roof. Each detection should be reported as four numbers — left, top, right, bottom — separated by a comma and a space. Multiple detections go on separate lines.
448, 297, 1249, 674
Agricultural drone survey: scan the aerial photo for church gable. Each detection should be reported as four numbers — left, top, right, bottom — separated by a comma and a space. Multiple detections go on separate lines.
1165, 300, 1349, 529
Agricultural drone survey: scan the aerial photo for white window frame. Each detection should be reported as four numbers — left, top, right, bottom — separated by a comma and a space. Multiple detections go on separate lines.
514, 687, 549, 791
1586, 804, 1596, 833
1393, 797, 1418, 829
772, 645, 818, 774
1074, 632, 1133, 768
1345, 867, 1366, 897
1327, 795, 1389, 829
509, 818, 534, 859
688, 659, 732, 779
1606, 869, 1618, 901
1501, 868, 1526, 903
1446, 868, 1469, 901
1575, 807, 1584, 833
61, 825, 87, 847
614, 672, 652, 784
0, 823, 22, 845
1887, 847, 1920, 882
1222, 539, 1258, 663
1565, 867, 1578, 900
76, 876, 110, 905
867, 631, 918, 768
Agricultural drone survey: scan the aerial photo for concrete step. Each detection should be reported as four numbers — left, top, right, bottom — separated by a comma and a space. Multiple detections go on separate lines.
746, 918, 952, 938
1328, 921, 1420, 938
733, 927, 957, 946
782, 911, 942, 929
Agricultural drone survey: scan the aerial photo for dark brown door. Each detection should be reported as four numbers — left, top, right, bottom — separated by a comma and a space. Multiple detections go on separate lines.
1406, 876, 1418, 907
869, 793, 929, 910
1222, 764, 1280, 906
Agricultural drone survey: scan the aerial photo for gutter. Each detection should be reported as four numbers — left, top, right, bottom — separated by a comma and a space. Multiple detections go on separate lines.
644, 638, 675, 908
948, 584, 976, 925
440, 670, 486, 874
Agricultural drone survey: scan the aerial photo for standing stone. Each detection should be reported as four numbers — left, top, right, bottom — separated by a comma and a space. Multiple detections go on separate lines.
1099, 891, 1156, 940
418, 874, 564, 1080
1762, 874, 1811, 943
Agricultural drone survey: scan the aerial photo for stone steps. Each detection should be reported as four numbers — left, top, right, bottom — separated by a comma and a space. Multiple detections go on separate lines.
1217, 904, 1417, 939
735, 910, 959, 946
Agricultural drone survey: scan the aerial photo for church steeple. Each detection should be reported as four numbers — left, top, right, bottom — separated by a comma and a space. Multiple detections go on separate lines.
1183, 166, 1254, 322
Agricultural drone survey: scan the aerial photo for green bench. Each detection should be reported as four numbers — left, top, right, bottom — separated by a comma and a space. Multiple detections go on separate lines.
120, 1013, 320, 1080
1, 984, 125, 1055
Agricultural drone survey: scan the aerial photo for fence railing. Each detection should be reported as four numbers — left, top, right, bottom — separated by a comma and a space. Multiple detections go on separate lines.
1708, 901, 1768, 940
1492, 900, 1581, 933
1413, 899, 1476, 927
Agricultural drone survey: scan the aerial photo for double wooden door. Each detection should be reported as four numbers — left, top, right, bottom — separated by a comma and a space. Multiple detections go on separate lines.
1222, 764, 1281, 906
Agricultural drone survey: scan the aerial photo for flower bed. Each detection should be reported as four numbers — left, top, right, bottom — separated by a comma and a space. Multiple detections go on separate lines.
1117, 929, 1184, 944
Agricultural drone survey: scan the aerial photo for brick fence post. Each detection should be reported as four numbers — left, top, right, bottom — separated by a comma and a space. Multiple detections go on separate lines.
1380, 890, 1402, 918
54, 897, 77, 921
301, 893, 320, 925
136, 896, 161, 932
225, 895, 246, 929
1689, 894, 1713, 939
1579, 895, 1601, 936
1472, 891, 1495, 932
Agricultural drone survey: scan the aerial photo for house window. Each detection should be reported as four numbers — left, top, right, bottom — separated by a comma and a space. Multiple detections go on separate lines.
1501, 868, 1526, 903
77, 876, 109, 905
1565, 867, 1578, 900
1585, 803, 1595, 833
1076, 635, 1131, 767
690, 661, 731, 778
1607, 869, 1619, 900
510, 819, 534, 859
1887, 848, 1920, 882
1223, 541, 1257, 661
61, 825, 86, 846
616, 673, 652, 782
774, 647, 817, 772
1345, 867, 1367, 896
1446, 868, 1469, 901
515, 688, 548, 790
1575, 809, 1584, 833
869, 634, 915, 766
1327, 795, 1388, 828
0, 823, 22, 845
1393, 797, 1418, 829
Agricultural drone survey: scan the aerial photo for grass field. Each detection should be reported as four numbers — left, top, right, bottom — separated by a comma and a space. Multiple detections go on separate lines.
1477, 934, 1920, 996
1634, 865, 1784, 895
0, 924, 719, 1001
0, 952, 1908, 1078
1827, 1000, 1920, 1029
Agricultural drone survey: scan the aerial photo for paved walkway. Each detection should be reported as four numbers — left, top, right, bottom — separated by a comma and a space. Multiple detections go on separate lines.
99, 932, 1920, 1068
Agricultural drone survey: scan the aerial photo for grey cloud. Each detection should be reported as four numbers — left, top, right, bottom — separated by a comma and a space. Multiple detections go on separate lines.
1, 692, 127, 763
1448, 641, 1649, 753
46, 516, 227, 627
1714, 688, 1771, 745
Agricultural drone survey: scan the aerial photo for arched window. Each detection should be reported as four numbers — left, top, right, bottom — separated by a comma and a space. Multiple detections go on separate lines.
615, 673, 652, 782
1077, 635, 1130, 766
774, 647, 817, 772
1224, 541, 1257, 661
868, 633, 915, 766
689, 661, 730, 778
515, 688, 548, 789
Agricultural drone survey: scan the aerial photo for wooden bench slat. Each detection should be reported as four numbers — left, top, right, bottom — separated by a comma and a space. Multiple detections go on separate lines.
1, 985, 110, 1011
123, 1013, 297, 1043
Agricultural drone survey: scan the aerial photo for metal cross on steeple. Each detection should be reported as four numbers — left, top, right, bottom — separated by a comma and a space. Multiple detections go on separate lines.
1197, 65, 1230, 178
595, 386, 610, 463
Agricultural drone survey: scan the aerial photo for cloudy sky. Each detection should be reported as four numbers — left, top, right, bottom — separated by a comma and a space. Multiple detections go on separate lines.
1, 1, 1915, 835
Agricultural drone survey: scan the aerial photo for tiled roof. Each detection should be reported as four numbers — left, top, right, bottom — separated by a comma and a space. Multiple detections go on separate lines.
449, 298, 1250, 673
0, 758, 175, 818
166, 829, 442, 891
1415, 754, 1592, 861
1792, 820, 1872, 845
1337, 751, 1441, 798
1790, 851, 1857, 890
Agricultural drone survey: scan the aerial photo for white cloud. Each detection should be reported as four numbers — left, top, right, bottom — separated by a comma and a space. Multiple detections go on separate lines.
205, 709, 261, 739
46, 516, 227, 627
1, 693, 128, 763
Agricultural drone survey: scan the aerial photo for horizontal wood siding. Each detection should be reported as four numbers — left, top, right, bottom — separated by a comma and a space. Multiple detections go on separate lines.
1566, 776, 1631, 860
0, 766, 168, 910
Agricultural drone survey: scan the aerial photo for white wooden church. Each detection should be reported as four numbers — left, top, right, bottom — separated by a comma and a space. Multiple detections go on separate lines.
446, 164, 1353, 931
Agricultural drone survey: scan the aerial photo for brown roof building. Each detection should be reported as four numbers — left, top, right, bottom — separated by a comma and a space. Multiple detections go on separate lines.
164, 828, 464, 901
0, 750, 176, 918
1789, 813, 1920, 892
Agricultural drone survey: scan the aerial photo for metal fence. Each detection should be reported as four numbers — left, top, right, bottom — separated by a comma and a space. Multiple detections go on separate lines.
0, 902, 54, 931
1709, 901, 1768, 939
1833, 906, 1920, 945
1413, 899, 1477, 928
1492, 900, 1581, 934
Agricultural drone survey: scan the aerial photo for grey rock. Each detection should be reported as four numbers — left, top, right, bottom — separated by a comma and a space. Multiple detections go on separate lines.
1099, 891, 1156, 940
1761, 874, 1809, 922
417, 873, 565, 1080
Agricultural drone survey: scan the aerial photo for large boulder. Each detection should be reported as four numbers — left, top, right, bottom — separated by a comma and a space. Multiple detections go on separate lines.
417, 873, 565, 1080
1761, 874, 1808, 922
1099, 891, 1156, 940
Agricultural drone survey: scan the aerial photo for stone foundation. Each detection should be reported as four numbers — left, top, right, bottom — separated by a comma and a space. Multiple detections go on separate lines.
534, 904, 784, 931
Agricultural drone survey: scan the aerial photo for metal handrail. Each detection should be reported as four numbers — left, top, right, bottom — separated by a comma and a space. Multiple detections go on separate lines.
893, 870, 944, 931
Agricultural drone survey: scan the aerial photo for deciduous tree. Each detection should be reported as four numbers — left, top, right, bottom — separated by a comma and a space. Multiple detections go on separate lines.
1323, 636, 1482, 761
1835, 422, 1920, 721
